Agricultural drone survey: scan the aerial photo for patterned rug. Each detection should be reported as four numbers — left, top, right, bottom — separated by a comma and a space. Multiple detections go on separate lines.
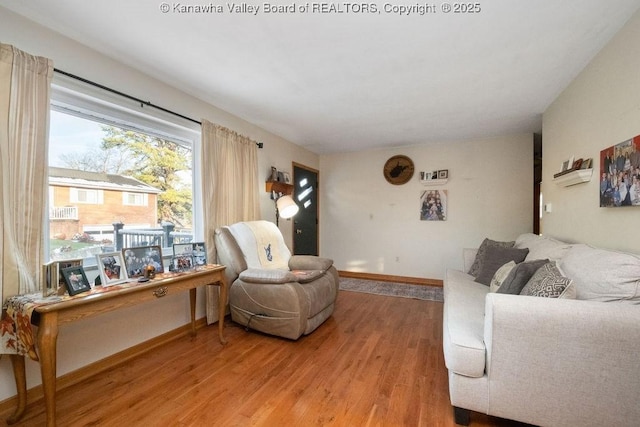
339, 278, 443, 302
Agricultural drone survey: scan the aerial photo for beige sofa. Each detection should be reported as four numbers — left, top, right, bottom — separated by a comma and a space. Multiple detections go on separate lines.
214, 220, 338, 340
443, 233, 640, 426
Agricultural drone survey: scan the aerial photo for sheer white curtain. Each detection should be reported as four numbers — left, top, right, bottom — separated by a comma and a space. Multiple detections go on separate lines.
201, 120, 259, 323
0, 44, 53, 303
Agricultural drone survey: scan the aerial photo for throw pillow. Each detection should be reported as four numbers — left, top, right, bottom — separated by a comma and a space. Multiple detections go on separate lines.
468, 238, 515, 277
489, 261, 516, 293
520, 262, 573, 298
496, 259, 549, 295
474, 246, 529, 286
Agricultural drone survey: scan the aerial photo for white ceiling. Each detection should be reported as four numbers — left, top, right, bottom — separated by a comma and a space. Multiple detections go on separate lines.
2, 1, 640, 154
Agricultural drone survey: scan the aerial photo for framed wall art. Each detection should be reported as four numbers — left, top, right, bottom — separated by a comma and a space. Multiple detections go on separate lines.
600, 135, 640, 207
420, 190, 447, 221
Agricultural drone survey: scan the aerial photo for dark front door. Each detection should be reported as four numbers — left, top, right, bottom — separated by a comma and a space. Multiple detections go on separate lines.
293, 163, 319, 255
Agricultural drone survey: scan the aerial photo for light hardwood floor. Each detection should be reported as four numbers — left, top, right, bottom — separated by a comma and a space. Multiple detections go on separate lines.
1, 290, 530, 426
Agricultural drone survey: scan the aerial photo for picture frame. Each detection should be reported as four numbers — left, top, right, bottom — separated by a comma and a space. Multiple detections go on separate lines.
600, 136, 640, 207
96, 251, 128, 286
122, 245, 164, 279
44, 258, 83, 296
173, 242, 207, 267
420, 189, 447, 221
61, 266, 92, 296
581, 158, 593, 169
42, 262, 57, 297
171, 255, 194, 272
438, 169, 449, 179
561, 156, 574, 172
572, 158, 583, 170
283, 172, 291, 184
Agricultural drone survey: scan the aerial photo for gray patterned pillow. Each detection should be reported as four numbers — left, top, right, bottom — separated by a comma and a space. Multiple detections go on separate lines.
468, 238, 515, 276
520, 262, 573, 298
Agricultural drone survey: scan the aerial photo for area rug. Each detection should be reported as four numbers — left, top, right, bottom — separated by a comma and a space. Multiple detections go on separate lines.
339, 278, 443, 302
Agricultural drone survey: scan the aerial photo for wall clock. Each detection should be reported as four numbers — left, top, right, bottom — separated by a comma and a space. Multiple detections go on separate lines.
383, 155, 415, 185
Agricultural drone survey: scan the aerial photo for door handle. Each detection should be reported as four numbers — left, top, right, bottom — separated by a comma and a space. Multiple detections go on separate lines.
296, 229, 303, 234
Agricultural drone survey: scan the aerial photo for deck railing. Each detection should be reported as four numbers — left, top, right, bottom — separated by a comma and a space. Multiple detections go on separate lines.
50, 206, 78, 220
113, 222, 193, 251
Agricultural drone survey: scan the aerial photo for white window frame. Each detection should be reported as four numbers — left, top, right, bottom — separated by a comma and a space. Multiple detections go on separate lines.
70, 187, 104, 204
47, 74, 203, 262
122, 192, 148, 207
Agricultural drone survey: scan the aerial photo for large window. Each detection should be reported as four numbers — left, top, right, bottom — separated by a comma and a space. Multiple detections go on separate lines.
48, 77, 201, 263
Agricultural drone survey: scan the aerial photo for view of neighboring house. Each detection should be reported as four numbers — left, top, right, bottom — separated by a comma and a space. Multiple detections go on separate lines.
48, 167, 161, 242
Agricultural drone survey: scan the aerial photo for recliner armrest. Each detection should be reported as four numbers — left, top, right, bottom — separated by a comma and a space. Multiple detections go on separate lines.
239, 268, 297, 284
289, 255, 333, 271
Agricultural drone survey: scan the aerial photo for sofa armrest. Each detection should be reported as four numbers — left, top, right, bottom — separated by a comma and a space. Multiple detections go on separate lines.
484, 294, 640, 425
288, 255, 333, 271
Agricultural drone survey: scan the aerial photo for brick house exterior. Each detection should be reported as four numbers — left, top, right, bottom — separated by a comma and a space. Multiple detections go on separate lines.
49, 167, 161, 242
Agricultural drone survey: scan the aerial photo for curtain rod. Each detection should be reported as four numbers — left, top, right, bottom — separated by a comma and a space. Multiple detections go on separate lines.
53, 68, 264, 148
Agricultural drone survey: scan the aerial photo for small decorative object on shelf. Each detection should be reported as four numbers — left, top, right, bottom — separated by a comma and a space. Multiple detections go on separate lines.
420, 169, 449, 186
554, 157, 592, 179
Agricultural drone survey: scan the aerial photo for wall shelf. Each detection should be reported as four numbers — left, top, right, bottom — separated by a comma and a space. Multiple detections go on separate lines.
553, 168, 593, 187
420, 178, 448, 186
265, 180, 293, 195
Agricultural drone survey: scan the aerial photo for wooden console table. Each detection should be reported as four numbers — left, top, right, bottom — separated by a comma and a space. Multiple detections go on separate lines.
7, 264, 227, 427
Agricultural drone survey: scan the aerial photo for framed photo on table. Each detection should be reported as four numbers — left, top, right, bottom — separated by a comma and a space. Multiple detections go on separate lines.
173, 242, 207, 267
96, 252, 128, 286
171, 255, 194, 272
42, 258, 83, 296
122, 245, 164, 279
61, 266, 92, 296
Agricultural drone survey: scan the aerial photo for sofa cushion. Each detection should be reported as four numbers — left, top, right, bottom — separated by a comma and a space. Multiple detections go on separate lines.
520, 262, 573, 298
496, 258, 549, 295
474, 246, 529, 286
443, 269, 489, 378
559, 244, 640, 302
489, 261, 516, 293
515, 233, 573, 262
468, 238, 515, 276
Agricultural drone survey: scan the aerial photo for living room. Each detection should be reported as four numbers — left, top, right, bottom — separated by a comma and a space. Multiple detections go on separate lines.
1, 1, 640, 425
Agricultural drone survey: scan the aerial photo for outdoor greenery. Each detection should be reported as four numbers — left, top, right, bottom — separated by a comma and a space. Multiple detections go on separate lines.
60, 126, 193, 228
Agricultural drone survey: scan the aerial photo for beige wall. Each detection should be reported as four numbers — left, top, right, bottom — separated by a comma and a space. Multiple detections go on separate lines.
320, 134, 534, 279
0, 7, 317, 403
541, 9, 640, 254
